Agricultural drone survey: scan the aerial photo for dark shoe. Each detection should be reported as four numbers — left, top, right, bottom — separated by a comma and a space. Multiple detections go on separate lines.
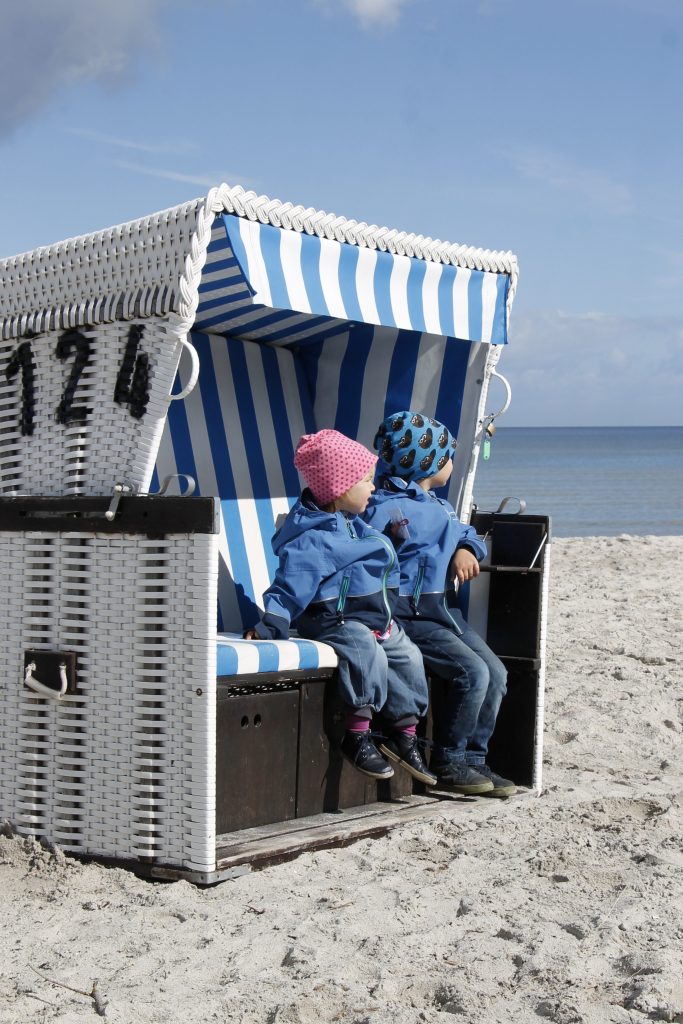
430, 762, 494, 795
379, 733, 437, 785
341, 731, 394, 779
473, 764, 517, 798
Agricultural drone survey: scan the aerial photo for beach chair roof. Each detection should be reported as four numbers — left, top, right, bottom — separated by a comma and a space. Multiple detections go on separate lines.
0, 183, 518, 346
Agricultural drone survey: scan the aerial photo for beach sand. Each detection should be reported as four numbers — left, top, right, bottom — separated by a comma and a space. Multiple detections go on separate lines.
1, 536, 681, 1024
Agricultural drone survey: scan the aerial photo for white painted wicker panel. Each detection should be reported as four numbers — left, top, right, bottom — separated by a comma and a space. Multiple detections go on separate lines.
0, 201, 202, 338
0, 529, 218, 874
0, 319, 183, 497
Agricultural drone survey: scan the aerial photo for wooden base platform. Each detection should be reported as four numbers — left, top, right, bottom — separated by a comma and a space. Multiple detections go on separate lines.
149, 788, 534, 885
151, 794, 442, 884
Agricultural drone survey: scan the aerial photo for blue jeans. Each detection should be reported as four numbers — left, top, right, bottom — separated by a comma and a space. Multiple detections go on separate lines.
300, 618, 429, 724
403, 612, 507, 765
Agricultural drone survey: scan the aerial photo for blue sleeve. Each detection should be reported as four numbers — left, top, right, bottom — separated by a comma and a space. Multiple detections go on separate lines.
456, 523, 488, 562
254, 545, 324, 640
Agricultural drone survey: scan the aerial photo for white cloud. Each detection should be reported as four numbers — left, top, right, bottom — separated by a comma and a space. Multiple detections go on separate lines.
114, 161, 255, 190
67, 129, 198, 156
497, 309, 683, 426
0, 0, 209, 139
506, 146, 632, 214
114, 160, 220, 188
314, 0, 416, 29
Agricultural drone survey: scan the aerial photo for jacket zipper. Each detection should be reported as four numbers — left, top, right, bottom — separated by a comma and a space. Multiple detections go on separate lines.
336, 514, 356, 623
376, 534, 396, 632
411, 558, 426, 614
336, 573, 351, 624
337, 515, 394, 632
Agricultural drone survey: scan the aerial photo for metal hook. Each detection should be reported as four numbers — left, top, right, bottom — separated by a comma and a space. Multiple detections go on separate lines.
482, 369, 512, 438
154, 474, 196, 497
494, 496, 527, 515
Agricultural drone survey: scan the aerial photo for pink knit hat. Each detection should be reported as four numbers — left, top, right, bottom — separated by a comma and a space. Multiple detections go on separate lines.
294, 429, 377, 506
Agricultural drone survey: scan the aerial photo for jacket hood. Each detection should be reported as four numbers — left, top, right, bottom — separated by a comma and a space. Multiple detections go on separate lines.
272, 489, 351, 554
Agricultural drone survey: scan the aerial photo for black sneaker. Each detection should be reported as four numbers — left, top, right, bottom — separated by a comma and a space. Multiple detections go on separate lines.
430, 762, 494, 795
341, 731, 394, 779
472, 764, 517, 798
379, 734, 437, 785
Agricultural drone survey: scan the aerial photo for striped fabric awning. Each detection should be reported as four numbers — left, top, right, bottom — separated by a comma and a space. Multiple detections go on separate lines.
194, 214, 509, 345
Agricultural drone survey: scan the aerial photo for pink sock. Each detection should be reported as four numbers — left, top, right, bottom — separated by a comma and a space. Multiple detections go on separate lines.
395, 723, 417, 736
346, 712, 371, 733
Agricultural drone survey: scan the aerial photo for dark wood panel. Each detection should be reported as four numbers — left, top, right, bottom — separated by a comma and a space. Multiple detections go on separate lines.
487, 660, 540, 789
216, 687, 299, 832
297, 680, 374, 815
486, 572, 542, 660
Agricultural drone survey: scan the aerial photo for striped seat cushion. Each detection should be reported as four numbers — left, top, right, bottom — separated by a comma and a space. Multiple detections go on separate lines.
216, 634, 338, 677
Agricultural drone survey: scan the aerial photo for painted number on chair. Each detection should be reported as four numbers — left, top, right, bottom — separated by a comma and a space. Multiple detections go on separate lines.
114, 325, 150, 419
55, 329, 93, 424
4, 324, 152, 435
4, 338, 37, 435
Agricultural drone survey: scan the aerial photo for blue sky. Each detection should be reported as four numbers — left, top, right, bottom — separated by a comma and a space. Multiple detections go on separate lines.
1, 0, 681, 425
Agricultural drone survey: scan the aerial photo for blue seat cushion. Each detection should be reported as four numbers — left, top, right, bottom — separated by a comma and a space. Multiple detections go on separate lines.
216, 633, 338, 677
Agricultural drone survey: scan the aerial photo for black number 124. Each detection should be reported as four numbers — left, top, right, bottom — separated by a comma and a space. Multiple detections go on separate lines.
4, 327, 150, 435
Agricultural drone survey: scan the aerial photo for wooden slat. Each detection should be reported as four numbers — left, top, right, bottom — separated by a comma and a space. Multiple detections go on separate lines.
214, 795, 443, 869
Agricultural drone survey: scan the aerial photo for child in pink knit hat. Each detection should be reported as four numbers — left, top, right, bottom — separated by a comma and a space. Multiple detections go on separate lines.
246, 428, 435, 784
293, 429, 377, 507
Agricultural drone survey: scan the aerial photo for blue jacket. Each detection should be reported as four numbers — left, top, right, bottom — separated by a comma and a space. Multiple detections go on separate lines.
363, 476, 487, 631
253, 490, 398, 641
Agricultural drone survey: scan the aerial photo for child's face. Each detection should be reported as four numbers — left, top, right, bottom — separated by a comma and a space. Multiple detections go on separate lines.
335, 471, 376, 514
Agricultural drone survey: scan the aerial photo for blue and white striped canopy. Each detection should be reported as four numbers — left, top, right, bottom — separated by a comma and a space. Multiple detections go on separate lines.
194, 214, 509, 345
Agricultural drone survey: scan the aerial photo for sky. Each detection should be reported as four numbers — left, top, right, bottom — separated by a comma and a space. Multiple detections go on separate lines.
1, 0, 681, 426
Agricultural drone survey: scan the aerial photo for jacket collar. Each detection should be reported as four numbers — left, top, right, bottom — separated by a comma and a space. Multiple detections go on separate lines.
300, 489, 357, 529
381, 475, 432, 500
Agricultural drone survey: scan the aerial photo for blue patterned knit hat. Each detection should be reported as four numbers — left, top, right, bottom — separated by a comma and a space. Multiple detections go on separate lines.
373, 410, 457, 481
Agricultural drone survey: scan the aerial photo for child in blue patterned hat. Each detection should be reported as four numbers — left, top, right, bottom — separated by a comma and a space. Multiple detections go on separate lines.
363, 410, 516, 797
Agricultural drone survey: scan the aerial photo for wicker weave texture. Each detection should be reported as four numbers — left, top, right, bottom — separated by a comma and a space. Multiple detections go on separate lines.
0, 530, 218, 873
0, 319, 184, 496
0, 201, 202, 340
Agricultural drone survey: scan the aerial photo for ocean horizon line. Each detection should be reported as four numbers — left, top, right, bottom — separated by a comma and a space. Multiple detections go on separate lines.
491, 423, 683, 430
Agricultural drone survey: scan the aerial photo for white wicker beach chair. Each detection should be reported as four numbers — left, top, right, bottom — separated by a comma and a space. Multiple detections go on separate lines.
0, 184, 547, 882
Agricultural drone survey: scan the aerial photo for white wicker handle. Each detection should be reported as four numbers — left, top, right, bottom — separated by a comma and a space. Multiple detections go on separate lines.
24, 661, 68, 700
170, 336, 200, 401
487, 369, 512, 420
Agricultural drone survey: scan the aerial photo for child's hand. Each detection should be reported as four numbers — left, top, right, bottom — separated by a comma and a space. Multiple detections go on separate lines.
243, 629, 258, 640
450, 548, 480, 584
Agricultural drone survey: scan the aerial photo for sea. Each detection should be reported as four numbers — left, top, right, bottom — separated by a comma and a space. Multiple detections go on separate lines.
471, 426, 683, 538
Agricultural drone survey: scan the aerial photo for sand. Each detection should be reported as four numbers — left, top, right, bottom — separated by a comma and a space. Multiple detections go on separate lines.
1, 535, 681, 1024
